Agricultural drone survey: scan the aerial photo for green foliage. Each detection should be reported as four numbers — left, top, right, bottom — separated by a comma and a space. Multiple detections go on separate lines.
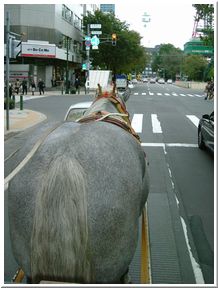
4, 98, 15, 109
193, 4, 214, 47
83, 10, 149, 74
182, 55, 207, 81
151, 44, 183, 80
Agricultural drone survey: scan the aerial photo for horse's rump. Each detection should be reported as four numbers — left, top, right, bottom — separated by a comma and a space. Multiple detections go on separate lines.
8, 97, 149, 283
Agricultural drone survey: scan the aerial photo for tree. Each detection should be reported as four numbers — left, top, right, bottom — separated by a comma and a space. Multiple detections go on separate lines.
151, 44, 183, 80
193, 4, 214, 47
83, 10, 149, 74
182, 55, 207, 81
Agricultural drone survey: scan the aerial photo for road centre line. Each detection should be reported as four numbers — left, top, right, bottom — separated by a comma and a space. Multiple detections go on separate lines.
131, 114, 143, 133
186, 115, 200, 127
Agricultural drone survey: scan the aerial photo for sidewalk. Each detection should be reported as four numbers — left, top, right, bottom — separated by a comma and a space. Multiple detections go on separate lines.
4, 108, 47, 135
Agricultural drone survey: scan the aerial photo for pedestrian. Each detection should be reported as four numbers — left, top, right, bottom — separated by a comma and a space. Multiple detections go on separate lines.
30, 81, 36, 96
22, 79, 28, 95
38, 79, 45, 95
74, 77, 81, 94
15, 79, 21, 95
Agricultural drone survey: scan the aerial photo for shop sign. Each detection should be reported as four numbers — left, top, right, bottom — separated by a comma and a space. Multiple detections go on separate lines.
21, 43, 56, 58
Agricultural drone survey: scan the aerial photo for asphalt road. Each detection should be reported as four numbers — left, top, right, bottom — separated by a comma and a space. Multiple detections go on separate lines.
4, 82, 214, 284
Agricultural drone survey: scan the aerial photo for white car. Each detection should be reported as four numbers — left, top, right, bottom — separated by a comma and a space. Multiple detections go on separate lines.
167, 79, 173, 84
64, 101, 92, 121
149, 78, 156, 83
142, 78, 148, 83
132, 79, 138, 84
158, 78, 165, 84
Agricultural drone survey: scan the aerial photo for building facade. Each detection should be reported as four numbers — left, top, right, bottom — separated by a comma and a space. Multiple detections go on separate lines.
4, 4, 98, 88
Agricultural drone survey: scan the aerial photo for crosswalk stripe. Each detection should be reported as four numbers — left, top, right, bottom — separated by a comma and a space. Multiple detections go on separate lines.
180, 94, 186, 97
134, 92, 139, 95
164, 93, 170, 96
187, 94, 194, 97
157, 93, 162, 95
131, 114, 143, 133
149, 92, 154, 96
172, 93, 178, 96
186, 115, 200, 127
194, 94, 204, 97
151, 114, 162, 133
142, 92, 146, 95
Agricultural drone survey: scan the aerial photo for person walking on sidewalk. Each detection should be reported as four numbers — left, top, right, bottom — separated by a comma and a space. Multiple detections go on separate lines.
74, 77, 81, 94
22, 79, 28, 95
15, 79, 21, 95
38, 79, 45, 95
30, 80, 36, 96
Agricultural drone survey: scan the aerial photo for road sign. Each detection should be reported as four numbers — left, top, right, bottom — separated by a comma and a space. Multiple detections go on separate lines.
90, 24, 101, 29
85, 40, 91, 47
91, 35, 100, 46
91, 30, 102, 35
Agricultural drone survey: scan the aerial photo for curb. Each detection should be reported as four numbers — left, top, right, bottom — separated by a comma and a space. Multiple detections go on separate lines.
4, 109, 47, 134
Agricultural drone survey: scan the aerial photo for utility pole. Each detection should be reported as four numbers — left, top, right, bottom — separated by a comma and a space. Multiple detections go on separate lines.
65, 36, 69, 94
6, 11, 10, 130
86, 24, 90, 94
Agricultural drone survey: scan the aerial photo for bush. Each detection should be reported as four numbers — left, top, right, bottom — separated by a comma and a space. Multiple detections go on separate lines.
70, 88, 76, 94
4, 98, 15, 109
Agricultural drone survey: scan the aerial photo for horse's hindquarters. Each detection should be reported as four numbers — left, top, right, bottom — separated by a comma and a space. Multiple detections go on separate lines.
8, 121, 149, 283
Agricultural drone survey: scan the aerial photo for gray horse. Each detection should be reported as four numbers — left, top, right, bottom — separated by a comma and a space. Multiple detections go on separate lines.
8, 85, 149, 283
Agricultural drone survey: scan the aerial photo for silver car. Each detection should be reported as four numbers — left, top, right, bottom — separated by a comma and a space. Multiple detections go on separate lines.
64, 101, 92, 121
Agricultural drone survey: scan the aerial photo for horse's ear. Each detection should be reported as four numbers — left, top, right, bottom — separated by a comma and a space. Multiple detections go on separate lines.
97, 83, 102, 95
112, 82, 116, 96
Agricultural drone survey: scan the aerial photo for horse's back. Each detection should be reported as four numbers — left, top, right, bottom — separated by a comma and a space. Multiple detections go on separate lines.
8, 121, 149, 283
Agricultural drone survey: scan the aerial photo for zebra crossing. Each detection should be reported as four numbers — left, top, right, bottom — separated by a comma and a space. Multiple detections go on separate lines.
133, 92, 204, 98
130, 113, 200, 134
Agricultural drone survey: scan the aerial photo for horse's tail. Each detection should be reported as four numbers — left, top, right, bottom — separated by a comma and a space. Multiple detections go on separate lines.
31, 155, 93, 283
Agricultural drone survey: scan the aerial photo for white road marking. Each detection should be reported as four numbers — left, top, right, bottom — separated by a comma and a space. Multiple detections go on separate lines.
186, 115, 200, 127
180, 217, 205, 284
187, 94, 194, 97
180, 94, 186, 97
141, 143, 198, 147
149, 92, 154, 96
164, 93, 170, 96
172, 93, 178, 96
142, 92, 146, 95
151, 114, 162, 133
157, 93, 162, 95
134, 92, 139, 95
194, 94, 204, 97
131, 114, 143, 133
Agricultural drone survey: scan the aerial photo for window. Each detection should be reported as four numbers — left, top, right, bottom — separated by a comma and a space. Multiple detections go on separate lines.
62, 5, 73, 24
74, 14, 81, 30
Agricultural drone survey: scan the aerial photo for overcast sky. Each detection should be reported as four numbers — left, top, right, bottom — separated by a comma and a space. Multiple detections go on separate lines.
115, 1, 212, 50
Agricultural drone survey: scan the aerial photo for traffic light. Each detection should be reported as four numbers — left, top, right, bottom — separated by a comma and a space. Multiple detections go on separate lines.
112, 33, 117, 46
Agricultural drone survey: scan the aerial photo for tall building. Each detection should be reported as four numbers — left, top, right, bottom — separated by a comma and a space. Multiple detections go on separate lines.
4, 4, 95, 88
100, 4, 115, 14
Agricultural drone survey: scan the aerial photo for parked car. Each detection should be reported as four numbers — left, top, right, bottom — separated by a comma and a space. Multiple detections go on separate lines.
64, 101, 92, 122
198, 111, 214, 153
167, 79, 173, 84
149, 78, 156, 83
158, 78, 165, 84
